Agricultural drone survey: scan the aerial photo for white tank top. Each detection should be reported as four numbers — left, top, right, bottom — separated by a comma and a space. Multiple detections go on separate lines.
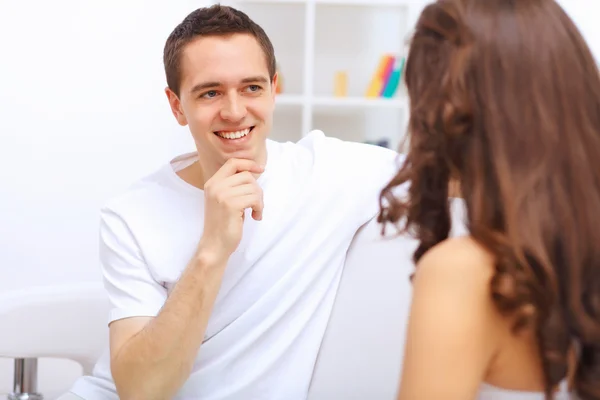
478, 381, 572, 399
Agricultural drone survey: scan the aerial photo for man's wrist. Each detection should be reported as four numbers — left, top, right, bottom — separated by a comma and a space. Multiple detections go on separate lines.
194, 241, 230, 268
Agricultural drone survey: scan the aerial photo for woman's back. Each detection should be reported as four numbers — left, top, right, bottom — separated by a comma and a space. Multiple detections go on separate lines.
392, 235, 568, 398
414, 236, 576, 398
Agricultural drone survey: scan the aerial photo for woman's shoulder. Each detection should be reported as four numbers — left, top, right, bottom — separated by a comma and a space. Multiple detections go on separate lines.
415, 236, 496, 285
410, 236, 504, 332
405, 236, 508, 390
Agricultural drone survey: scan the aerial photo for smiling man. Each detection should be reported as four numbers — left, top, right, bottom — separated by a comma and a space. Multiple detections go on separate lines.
165, 31, 276, 189
62, 4, 405, 400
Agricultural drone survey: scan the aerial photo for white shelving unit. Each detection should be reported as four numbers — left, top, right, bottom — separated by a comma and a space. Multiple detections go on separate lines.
215, 0, 424, 149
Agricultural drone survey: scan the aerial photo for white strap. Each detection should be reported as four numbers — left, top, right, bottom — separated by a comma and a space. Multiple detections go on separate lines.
558, 379, 569, 393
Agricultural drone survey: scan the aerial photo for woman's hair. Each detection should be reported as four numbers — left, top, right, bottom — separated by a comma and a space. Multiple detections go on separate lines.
378, 0, 600, 398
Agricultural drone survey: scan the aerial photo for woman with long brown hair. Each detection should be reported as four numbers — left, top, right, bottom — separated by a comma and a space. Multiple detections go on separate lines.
378, 0, 600, 399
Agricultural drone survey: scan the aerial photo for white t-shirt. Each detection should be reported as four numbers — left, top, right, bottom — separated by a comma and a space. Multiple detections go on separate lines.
70, 130, 405, 400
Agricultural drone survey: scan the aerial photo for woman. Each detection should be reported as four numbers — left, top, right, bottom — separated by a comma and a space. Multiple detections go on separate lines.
378, 0, 600, 399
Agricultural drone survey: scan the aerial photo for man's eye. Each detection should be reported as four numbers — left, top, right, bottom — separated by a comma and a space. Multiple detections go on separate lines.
247, 85, 261, 92
202, 90, 218, 98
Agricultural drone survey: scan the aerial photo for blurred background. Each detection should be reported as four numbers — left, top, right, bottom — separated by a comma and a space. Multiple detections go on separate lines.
1, 0, 598, 396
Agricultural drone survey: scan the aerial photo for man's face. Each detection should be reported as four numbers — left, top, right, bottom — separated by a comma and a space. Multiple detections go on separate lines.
167, 33, 277, 173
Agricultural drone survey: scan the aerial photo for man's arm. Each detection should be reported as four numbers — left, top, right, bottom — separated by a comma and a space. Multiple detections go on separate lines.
109, 247, 226, 400
107, 158, 265, 400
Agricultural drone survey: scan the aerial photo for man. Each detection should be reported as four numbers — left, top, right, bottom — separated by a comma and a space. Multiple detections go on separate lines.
61, 4, 404, 400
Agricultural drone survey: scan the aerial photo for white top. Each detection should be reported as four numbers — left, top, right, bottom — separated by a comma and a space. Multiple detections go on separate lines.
478, 381, 572, 399
70, 130, 403, 400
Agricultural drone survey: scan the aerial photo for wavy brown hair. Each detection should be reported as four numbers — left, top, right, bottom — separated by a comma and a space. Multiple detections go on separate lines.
378, 0, 600, 398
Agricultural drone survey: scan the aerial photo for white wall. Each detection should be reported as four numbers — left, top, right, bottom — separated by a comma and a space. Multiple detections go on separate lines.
559, 0, 600, 64
0, 0, 205, 396
1, 0, 599, 397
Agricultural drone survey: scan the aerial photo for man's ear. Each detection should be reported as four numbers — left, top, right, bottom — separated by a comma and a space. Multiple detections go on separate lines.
271, 73, 279, 100
165, 87, 188, 126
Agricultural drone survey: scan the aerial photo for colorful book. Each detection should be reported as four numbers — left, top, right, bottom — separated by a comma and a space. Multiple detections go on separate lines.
379, 56, 397, 96
365, 54, 395, 98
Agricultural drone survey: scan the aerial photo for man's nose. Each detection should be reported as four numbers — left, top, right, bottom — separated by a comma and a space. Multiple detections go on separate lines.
220, 93, 247, 122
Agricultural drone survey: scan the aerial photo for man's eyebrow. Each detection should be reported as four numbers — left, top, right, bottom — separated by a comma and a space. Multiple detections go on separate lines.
189, 76, 270, 94
240, 76, 269, 84
190, 81, 220, 94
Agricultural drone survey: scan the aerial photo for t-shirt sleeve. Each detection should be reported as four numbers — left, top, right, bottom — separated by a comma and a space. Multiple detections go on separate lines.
312, 131, 409, 220
349, 141, 409, 220
99, 207, 167, 324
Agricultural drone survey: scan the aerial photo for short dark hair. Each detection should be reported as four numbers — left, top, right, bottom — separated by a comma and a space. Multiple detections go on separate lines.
163, 4, 277, 97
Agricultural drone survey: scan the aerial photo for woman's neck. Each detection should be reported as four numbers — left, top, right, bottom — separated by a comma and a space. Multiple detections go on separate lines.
449, 180, 462, 198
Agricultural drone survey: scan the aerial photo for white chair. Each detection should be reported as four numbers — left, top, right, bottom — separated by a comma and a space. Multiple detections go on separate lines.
0, 282, 110, 399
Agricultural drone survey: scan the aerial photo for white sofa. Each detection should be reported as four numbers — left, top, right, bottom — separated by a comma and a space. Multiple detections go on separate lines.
307, 216, 416, 399
1, 204, 469, 399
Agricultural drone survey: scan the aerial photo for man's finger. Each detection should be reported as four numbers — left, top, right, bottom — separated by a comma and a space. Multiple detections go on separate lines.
212, 158, 264, 181
231, 194, 263, 221
251, 208, 263, 221
251, 195, 264, 221
222, 183, 260, 200
221, 171, 258, 188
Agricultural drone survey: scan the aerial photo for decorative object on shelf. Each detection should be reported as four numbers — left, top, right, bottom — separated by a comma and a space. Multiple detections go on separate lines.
333, 70, 348, 97
275, 63, 284, 94
365, 53, 405, 99
364, 138, 390, 148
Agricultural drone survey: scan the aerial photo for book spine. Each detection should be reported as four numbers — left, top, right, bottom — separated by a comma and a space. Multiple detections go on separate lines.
382, 57, 405, 98
378, 56, 396, 96
365, 54, 394, 97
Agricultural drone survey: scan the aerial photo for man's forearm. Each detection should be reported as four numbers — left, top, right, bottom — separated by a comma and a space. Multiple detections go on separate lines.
111, 251, 227, 400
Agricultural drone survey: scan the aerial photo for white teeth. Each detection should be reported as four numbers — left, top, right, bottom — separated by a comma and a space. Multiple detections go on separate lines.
216, 128, 251, 140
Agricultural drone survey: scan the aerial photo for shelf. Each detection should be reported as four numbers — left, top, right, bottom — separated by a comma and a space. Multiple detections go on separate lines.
274, 95, 407, 109
240, 0, 413, 4
235, 1, 306, 95
313, 3, 408, 98
275, 94, 305, 106
220, 0, 419, 143
313, 108, 403, 146
312, 96, 407, 108
275, 95, 407, 108
313, 104, 406, 148
313, 0, 412, 5
272, 106, 304, 141
239, 0, 306, 3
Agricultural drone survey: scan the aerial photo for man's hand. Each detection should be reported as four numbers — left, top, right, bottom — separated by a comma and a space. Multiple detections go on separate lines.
199, 158, 264, 258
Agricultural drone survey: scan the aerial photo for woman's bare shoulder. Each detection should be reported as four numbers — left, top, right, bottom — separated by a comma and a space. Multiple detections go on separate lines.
415, 236, 496, 286
402, 236, 506, 397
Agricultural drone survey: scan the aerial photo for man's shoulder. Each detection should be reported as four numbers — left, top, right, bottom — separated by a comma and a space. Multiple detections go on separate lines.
101, 158, 187, 219
286, 130, 408, 211
290, 130, 402, 169
296, 129, 396, 154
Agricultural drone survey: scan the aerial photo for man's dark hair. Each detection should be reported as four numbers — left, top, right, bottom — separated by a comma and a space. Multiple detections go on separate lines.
163, 4, 277, 97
